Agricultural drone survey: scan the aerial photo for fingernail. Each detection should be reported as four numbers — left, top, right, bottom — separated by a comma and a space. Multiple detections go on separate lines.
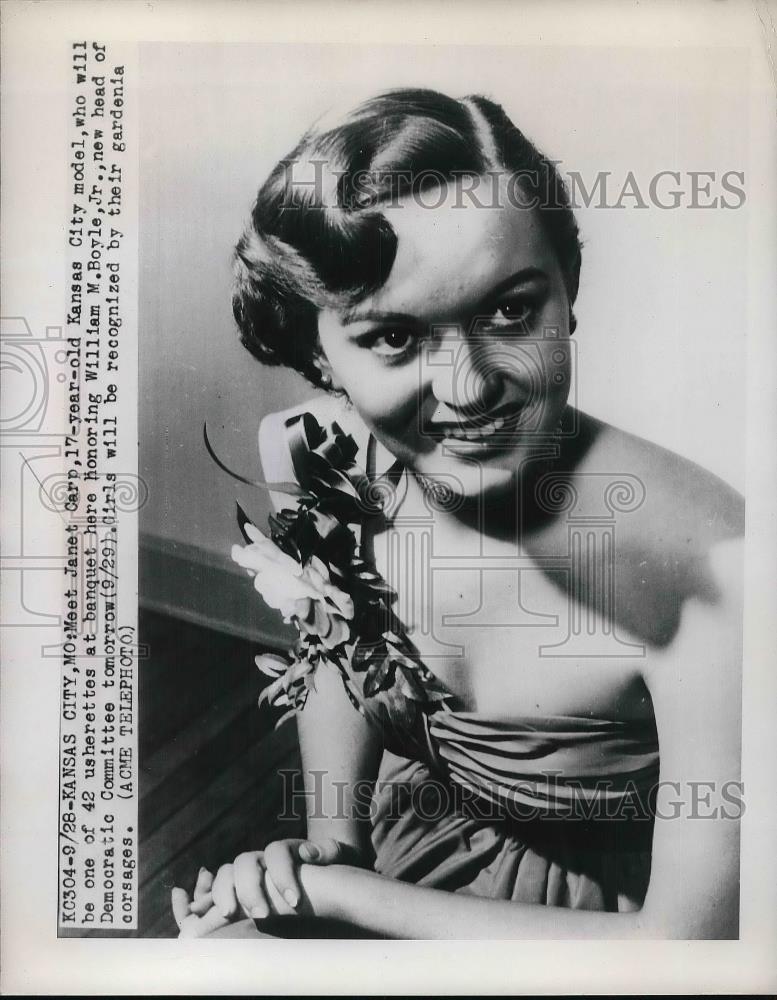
250, 905, 267, 919
198, 866, 207, 875
299, 843, 319, 861
283, 888, 299, 908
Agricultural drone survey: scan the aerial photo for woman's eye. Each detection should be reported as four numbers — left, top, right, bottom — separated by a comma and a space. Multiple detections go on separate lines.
370, 328, 415, 357
493, 297, 535, 328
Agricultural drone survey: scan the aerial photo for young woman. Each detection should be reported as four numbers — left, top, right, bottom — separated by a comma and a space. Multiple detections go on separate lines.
173, 89, 743, 939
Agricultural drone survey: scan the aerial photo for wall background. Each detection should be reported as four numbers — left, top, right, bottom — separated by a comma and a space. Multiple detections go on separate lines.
138, 42, 749, 639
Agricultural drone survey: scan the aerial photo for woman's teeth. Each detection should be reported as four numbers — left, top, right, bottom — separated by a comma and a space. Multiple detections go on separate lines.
445, 416, 505, 441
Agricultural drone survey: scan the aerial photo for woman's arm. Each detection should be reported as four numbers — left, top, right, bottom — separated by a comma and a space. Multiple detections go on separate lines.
634, 535, 742, 938
297, 863, 642, 938
258, 405, 384, 860
172, 407, 383, 931
293, 537, 744, 940
295, 656, 383, 862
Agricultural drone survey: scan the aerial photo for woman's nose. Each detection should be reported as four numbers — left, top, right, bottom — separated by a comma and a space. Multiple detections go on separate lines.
426, 334, 503, 412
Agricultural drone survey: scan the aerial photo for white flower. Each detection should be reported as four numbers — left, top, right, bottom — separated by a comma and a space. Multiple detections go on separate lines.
232, 522, 354, 648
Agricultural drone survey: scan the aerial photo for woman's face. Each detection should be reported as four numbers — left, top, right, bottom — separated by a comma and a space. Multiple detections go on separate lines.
317, 177, 573, 499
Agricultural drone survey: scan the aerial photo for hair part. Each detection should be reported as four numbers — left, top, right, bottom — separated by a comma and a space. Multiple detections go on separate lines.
233, 88, 582, 390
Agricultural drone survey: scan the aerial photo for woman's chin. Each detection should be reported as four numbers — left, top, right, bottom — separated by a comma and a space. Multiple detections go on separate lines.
412, 450, 519, 504
412, 430, 568, 502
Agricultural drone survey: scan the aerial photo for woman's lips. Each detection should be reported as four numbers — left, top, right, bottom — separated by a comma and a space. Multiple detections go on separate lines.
422, 413, 524, 459
435, 433, 515, 457
424, 403, 527, 442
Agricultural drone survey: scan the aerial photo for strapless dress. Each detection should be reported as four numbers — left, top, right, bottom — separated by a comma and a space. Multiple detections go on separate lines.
370, 707, 659, 912
207, 705, 658, 938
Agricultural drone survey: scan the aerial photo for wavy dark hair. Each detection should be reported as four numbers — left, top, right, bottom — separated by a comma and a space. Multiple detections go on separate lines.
233, 88, 582, 389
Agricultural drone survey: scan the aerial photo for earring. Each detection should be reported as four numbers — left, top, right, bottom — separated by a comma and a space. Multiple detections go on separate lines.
319, 371, 332, 390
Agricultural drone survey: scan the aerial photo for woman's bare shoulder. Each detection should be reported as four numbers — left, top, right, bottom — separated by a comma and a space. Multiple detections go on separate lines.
570, 410, 744, 548
561, 411, 744, 648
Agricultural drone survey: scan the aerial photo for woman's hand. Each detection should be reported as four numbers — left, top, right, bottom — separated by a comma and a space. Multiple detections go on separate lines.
171, 866, 229, 939
221, 838, 355, 918
171, 838, 354, 938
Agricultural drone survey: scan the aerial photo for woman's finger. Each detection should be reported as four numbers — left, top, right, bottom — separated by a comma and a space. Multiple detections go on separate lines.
171, 886, 191, 930
233, 851, 270, 919
188, 891, 214, 917
193, 866, 213, 901
197, 904, 231, 937
211, 863, 240, 919
178, 904, 231, 939
263, 868, 296, 915
264, 840, 303, 909
298, 837, 344, 865
177, 915, 198, 939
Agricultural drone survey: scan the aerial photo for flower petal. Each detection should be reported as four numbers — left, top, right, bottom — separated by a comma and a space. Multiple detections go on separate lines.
320, 616, 350, 649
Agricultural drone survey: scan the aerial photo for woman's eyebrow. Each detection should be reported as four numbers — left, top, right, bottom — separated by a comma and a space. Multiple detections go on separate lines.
342, 307, 418, 327
342, 267, 548, 327
486, 266, 548, 300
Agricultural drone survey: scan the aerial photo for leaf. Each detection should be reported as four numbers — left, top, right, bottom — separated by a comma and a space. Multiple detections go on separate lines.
363, 656, 395, 697
204, 423, 307, 496
273, 708, 298, 730
329, 422, 359, 464
394, 663, 427, 702
292, 512, 320, 565
350, 563, 397, 599
383, 631, 414, 657
258, 677, 289, 710
236, 501, 257, 544
255, 652, 290, 678
320, 467, 361, 498
422, 685, 451, 703
352, 637, 386, 673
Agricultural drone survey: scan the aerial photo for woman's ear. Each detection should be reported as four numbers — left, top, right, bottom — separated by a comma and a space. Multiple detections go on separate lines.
312, 351, 341, 393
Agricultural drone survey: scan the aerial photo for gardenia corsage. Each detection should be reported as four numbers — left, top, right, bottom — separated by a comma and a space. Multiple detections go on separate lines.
223, 412, 450, 724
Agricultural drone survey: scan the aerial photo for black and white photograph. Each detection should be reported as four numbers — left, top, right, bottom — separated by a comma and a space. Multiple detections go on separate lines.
144, 39, 749, 940
2, 0, 776, 994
